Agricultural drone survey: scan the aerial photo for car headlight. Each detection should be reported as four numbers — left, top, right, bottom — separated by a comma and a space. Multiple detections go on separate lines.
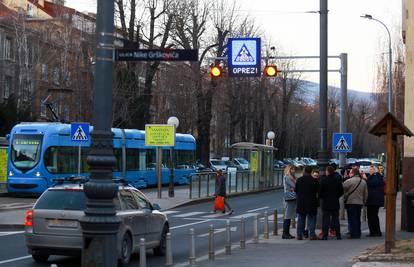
8, 171, 14, 176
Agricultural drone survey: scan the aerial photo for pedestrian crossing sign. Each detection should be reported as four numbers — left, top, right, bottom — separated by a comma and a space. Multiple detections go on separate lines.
71, 123, 90, 142
332, 133, 352, 153
227, 37, 261, 77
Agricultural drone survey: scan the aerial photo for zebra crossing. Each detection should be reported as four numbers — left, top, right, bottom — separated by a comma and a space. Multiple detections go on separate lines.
163, 208, 284, 221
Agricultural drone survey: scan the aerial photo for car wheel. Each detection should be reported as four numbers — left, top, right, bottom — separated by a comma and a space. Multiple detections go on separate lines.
118, 233, 132, 267
153, 225, 168, 256
32, 253, 49, 263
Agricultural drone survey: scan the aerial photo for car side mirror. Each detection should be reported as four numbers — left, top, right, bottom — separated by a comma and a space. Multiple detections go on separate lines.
152, 203, 161, 210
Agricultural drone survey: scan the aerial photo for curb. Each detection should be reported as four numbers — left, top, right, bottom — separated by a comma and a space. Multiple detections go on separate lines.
169, 186, 282, 209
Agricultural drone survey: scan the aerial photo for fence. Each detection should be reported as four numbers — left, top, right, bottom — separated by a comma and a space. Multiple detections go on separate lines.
188, 169, 284, 199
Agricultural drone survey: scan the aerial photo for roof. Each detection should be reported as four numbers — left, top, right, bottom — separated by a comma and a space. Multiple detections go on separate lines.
369, 112, 414, 137
230, 142, 278, 151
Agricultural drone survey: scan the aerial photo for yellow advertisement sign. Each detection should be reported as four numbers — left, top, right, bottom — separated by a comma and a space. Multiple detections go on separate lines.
250, 151, 258, 173
0, 148, 7, 183
145, 124, 175, 147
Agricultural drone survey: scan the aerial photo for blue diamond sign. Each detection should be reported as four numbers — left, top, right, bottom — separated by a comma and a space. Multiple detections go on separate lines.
332, 133, 352, 153
228, 38, 261, 77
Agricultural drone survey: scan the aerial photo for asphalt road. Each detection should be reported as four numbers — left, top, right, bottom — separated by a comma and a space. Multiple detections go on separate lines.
0, 189, 284, 267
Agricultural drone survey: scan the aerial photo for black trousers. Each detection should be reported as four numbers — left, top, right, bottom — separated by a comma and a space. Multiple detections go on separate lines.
322, 209, 340, 237
367, 205, 381, 236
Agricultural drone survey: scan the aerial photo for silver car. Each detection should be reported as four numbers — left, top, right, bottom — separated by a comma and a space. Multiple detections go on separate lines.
25, 183, 169, 266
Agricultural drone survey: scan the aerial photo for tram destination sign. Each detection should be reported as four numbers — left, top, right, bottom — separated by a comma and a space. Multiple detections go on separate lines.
115, 49, 198, 61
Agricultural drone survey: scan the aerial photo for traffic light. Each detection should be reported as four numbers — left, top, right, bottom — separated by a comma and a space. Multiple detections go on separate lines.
263, 65, 278, 77
210, 65, 223, 78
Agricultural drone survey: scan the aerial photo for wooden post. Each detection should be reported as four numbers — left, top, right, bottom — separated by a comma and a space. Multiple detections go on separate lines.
385, 119, 396, 253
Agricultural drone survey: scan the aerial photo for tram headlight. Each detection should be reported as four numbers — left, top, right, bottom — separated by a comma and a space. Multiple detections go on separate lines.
8, 171, 14, 177
35, 171, 42, 177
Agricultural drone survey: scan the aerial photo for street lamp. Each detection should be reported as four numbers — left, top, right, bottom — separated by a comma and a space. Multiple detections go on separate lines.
266, 131, 275, 146
361, 14, 393, 113
167, 116, 179, 198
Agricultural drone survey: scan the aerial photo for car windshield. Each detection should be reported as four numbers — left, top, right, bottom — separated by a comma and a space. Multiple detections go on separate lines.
236, 158, 249, 164
11, 134, 43, 171
211, 160, 226, 166
35, 189, 86, 210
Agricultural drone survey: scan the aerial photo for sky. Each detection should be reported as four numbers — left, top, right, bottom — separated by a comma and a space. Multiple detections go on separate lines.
65, 0, 402, 93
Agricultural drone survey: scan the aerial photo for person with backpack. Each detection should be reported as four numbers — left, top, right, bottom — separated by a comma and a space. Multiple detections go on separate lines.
319, 166, 344, 240
282, 164, 297, 239
343, 169, 368, 239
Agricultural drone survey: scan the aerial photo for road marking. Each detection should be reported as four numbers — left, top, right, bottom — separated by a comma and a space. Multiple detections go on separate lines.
230, 212, 259, 219
197, 226, 237, 237
246, 206, 269, 213
0, 255, 31, 265
170, 220, 211, 230
173, 211, 206, 218
163, 210, 180, 215
202, 213, 228, 218
0, 231, 24, 237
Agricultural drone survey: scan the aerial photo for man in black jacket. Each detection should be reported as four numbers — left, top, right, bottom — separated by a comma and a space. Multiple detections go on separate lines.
319, 166, 344, 240
295, 166, 319, 240
366, 165, 384, 237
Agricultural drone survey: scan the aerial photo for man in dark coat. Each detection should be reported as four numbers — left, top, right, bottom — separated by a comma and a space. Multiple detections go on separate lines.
215, 170, 233, 214
366, 165, 384, 237
319, 166, 344, 240
295, 166, 319, 240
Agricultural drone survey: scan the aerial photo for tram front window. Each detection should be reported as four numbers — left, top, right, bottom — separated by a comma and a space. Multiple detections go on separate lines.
11, 134, 43, 171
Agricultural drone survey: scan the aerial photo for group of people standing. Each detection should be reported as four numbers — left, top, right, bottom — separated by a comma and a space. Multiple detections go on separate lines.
282, 164, 385, 240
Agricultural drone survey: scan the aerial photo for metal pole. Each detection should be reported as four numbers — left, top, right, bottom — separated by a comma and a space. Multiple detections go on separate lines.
189, 228, 196, 267
388, 44, 393, 113
208, 225, 215, 261
140, 238, 146, 267
318, 0, 329, 172
339, 53, 348, 168
273, 209, 278, 235
157, 147, 163, 199
77, 145, 81, 177
253, 215, 259, 244
166, 233, 173, 267
225, 220, 231, 255
80, 0, 120, 266
240, 217, 246, 249
168, 147, 175, 197
264, 211, 269, 239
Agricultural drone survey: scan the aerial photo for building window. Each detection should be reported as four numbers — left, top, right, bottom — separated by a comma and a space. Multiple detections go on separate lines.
4, 76, 12, 99
4, 37, 12, 60
53, 68, 60, 85
41, 64, 48, 81
27, 4, 33, 17
40, 103, 47, 117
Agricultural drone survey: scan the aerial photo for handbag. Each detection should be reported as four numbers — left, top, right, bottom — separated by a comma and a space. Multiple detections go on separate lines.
214, 196, 225, 212
284, 191, 296, 201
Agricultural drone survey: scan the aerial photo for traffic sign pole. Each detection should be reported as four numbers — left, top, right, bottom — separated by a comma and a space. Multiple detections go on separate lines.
156, 147, 163, 199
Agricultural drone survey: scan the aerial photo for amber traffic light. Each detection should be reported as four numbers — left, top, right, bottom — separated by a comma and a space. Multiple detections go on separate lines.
264, 65, 278, 77
210, 65, 223, 78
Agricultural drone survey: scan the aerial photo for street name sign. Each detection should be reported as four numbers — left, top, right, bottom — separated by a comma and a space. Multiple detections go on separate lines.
71, 123, 90, 143
227, 38, 261, 77
115, 49, 198, 61
145, 124, 175, 147
332, 133, 352, 153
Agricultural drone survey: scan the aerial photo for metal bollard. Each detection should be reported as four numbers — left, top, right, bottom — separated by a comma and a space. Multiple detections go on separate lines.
240, 217, 246, 249
189, 228, 196, 267
273, 209, 278, 236
208, 225, 215, 261
140, 238, 146, 267
291, 217, 296, 228
264, 211, 269, 239
225, 220, 231, 255
166, 232, 173, 267
253, 215, 259, 244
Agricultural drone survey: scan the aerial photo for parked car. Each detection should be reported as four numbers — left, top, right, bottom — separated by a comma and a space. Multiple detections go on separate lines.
357, 159, 372, 173
274, 160, 286, 169
25, 180, 169, 266
233, 157, 250, 170
209, 159, 228, 171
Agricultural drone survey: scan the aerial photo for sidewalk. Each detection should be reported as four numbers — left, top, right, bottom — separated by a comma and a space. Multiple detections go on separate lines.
197, 193, 414, 267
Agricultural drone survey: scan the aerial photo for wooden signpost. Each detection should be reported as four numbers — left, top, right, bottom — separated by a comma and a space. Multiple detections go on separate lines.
369, 112, 413, 253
